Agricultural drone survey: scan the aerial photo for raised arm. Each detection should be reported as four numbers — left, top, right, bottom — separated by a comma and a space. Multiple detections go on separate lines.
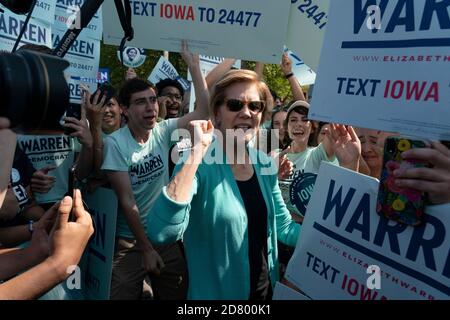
281, 53, 307, 102
177, 41, 210, 130
205, 58, 236, 89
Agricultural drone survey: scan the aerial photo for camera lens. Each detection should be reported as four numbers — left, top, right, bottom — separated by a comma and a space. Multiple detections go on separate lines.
0, 50, 70, 131
0, 0, 35, 14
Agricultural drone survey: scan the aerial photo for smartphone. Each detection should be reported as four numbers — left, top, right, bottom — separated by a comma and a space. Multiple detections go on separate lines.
67, 166, 76, 222
90, 83, 116, 106
63, 103, 81, 135
376, 136, 428, 226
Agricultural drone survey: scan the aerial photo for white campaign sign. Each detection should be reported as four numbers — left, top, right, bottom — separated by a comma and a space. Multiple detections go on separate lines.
286, 0, 329, 72
0, 10, 52, 51
55, 0, 103, 40
309, 0, 450, 141
148, 56, 190, 90
52, 27, 101, 103
32, 0, 57, 25
285, 162, 450, 300
285, 47, 316, 86
273, 282, 311, 300
103, 0, 290, 63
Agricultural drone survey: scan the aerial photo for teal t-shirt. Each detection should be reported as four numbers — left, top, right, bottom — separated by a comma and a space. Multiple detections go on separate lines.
279, 144, 339, 215
17, 134, 80, 204
101, 119, 177, 239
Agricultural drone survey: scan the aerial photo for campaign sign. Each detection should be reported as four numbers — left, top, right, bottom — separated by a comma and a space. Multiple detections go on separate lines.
273, 282, 311, 300
54, 0, 103, 40
285, 47, 317, 86
53, 27, 100, 103
290, 172, 317, 217
286, 0, 330, 72
285, 162, 450, 300
309, 0, 450, 141
103, 0, 291, 63
148, 56, 190, 91
80, 187, 118, 300
0, 10, 52, 51
117, 47, 147, 68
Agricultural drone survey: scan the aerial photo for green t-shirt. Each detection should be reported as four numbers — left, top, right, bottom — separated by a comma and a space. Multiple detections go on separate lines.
279, 144, 338, 215
101, 119, 177, 239
17, 134, 80, 204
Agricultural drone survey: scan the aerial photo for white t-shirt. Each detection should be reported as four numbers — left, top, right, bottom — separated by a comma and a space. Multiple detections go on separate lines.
279, 144, 338, 215
101, 119, 177, 239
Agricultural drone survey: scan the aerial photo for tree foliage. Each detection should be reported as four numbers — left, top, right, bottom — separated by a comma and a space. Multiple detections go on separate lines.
100, 43, 301, 103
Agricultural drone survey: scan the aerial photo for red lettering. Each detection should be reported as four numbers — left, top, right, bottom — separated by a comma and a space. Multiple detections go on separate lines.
424, 82, 439, 102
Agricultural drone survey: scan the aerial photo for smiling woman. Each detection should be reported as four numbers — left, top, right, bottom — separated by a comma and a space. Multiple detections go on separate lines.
147, 69, 301, 300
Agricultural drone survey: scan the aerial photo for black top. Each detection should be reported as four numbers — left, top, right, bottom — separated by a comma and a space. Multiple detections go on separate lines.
236, 172, 272, 300
0, 145, 35, 227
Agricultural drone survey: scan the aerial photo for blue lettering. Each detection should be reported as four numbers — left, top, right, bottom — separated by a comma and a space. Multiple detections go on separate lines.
385, 0, 415, 33
322, 180, 356, 228
406, 215, 446, 271
344, 193, 371, 241
373, 215, 407, 255
420, 0, 450, 30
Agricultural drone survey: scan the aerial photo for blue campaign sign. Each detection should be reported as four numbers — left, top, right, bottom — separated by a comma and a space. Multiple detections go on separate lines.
54, 0, 103, 40
39, 187, 118, 300
0, 10, 52, 52
81, 187, 118, 300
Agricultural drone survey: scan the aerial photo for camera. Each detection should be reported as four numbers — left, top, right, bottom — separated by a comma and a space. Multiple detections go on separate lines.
0, 50, 70, 131
0, 0, 35, 14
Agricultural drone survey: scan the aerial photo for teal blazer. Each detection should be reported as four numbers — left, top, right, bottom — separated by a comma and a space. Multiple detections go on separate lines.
148, 141, 301, 300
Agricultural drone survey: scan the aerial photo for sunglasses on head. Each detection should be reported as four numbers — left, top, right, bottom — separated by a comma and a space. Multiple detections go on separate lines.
225, 99, 265, 113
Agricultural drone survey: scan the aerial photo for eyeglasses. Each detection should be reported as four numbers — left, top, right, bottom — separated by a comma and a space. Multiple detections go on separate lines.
161, 93, 183, 102
225, 99, 265, 113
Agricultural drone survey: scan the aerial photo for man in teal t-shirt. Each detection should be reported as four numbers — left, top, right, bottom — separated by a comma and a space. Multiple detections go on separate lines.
102, 49, 209, 300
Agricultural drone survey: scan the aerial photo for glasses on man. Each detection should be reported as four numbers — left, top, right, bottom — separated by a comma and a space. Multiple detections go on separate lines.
225, 99, 265, 113
161, 93, 183, 102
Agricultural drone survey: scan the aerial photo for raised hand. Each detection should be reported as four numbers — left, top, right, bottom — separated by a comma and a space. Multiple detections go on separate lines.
270, 146, 294, 180
189, 120, 214, 155
281, 52, 293, 76
82, 86, 106, 127
48, 190, 94, 273
327, 124, 361, 171
180, 40, 200, 70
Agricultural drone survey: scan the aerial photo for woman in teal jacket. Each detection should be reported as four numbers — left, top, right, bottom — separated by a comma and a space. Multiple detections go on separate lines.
148, 69, 298, 300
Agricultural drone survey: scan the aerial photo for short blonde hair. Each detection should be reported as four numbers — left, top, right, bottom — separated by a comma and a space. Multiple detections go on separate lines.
209, 69, 273, 123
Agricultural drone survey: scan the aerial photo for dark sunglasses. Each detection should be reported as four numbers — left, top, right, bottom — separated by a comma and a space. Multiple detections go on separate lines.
225, 99, 265, 113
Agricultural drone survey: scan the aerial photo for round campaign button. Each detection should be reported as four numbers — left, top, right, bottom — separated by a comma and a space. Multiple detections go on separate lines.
117, 47, 146, 68
290, 172, 317, 217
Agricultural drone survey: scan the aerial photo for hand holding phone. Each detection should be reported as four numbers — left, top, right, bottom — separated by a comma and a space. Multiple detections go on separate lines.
376, 136, 429, 226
